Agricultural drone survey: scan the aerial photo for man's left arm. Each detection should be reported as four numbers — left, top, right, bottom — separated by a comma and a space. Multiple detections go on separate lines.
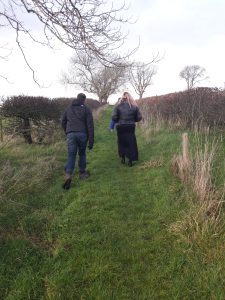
61, 110, 67, 133
86, 107, 94, 149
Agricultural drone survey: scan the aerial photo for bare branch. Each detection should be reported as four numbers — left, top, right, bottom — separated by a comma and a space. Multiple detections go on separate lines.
0, 0, 138, 83
0, 42, 12, 60
0, 74, 13, 83
15, 23, 40, 86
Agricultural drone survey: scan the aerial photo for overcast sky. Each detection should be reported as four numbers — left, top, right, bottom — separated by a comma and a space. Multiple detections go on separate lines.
1, 0, 225, 103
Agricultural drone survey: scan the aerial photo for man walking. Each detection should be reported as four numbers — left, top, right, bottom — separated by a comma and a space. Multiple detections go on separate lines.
61, 93, 94, 189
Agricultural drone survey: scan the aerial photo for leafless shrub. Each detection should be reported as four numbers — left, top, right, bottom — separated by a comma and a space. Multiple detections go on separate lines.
138, 87, 225, 129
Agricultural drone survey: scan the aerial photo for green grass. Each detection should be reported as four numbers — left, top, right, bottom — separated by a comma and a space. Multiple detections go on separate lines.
0, 108, 225, 299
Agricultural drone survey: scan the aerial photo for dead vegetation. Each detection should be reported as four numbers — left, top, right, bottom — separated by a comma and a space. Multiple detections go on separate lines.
139, 158, 164, 170
170, 132, 225, 244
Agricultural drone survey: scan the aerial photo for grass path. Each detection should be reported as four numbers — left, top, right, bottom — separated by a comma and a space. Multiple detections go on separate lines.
47, 109, 185, 299
1, 108, 225, 299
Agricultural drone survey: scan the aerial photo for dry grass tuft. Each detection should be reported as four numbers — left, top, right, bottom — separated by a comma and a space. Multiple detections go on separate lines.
0, 156, 61, 201
171, 132, 218, 202
139, 158, 164, 170
169, 195, 224, 245
140, 112, 165, 141
139, 106, 185, 142
193, 138, 217, 202
170, 131, 225, 244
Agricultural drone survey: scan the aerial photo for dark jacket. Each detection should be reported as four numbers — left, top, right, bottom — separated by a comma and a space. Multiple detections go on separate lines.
112, 101, 142, 125
61, 99, 94, 147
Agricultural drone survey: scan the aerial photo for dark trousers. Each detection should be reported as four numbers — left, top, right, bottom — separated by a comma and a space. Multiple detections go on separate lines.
65, 132, 87, 175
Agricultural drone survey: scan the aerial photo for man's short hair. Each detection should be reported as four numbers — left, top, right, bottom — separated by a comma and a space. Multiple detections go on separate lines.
77, 93, 86, 101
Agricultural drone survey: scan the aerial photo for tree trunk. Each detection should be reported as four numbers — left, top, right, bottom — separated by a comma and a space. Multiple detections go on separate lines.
139, 92, 144, 99
99, 97, 108, 104
22, 118, 33, 144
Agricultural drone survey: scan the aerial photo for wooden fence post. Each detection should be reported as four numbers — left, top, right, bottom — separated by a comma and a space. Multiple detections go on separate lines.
182, 132, 189, 166
0, 117, 3, 143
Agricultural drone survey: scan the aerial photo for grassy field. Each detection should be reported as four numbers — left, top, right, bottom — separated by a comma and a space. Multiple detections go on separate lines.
0, 108, 225, 299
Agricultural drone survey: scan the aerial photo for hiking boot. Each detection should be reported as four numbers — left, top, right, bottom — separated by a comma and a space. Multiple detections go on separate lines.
62, 174, 72, 190
121, 156, 125, 164
79, 170, 90, 180
128, 160, 133, 167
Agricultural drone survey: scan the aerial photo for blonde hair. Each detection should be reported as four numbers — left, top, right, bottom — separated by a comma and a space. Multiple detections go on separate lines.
119, 92, 137, 107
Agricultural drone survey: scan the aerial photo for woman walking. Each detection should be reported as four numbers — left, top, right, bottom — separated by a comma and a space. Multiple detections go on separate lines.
112, 92, 142, 166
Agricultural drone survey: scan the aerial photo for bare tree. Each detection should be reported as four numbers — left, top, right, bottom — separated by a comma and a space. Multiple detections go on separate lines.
62, 53, 128, 103
0, 0, 135, 82
129, 62, 157, 99
179, 65, 208, 90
